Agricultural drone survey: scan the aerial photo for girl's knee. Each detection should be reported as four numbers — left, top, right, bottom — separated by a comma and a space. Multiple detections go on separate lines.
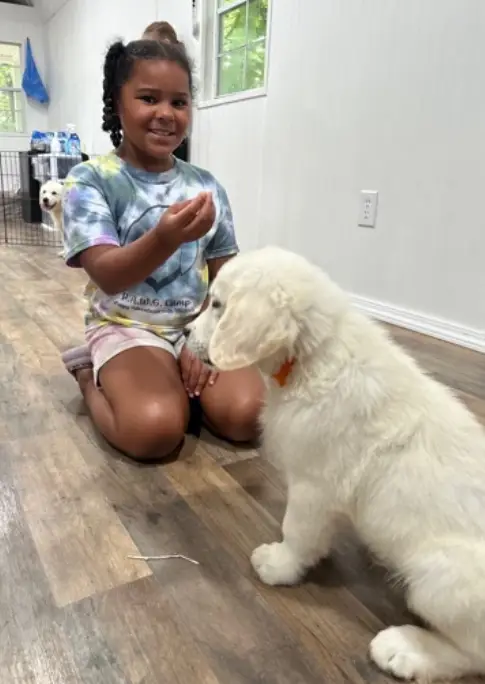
229, 396, 261, 442
216, 392, 262, 443
201, 370, 265, 443
118, 400, 188, 462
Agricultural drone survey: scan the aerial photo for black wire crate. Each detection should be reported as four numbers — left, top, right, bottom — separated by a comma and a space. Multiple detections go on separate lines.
0, 142, 189, 249
0, 150, 64, 248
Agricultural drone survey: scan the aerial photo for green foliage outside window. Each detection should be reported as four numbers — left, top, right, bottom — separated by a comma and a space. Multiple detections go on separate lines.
217, 0, 268, 96
0, 44, 23, 134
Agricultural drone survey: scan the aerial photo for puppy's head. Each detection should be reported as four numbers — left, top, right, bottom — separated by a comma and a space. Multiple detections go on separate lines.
186, 246, 347, 373
39, 180, 63, 213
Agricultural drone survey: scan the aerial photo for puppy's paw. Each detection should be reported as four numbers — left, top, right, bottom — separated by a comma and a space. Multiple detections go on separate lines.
251, 542, 304, 586
369, 625, 464, 681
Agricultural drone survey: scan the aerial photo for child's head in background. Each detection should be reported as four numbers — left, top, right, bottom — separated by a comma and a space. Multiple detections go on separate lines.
143, 21, 179, 45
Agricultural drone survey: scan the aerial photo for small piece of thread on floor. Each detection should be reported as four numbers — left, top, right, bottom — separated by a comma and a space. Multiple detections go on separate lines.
127, 554, 200, 565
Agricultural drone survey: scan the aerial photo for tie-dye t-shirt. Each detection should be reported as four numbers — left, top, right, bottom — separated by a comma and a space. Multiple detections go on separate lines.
63, 153, 238, 341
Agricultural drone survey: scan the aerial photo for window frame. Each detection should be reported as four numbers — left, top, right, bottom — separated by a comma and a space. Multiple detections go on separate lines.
0, 41, 25, 136
198, 0, 271, 109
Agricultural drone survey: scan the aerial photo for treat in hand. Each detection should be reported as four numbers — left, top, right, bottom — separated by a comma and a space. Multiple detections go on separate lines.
156, 192, 216, 249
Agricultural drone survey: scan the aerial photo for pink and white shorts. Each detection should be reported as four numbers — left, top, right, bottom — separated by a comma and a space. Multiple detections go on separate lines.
86, 324, 186, 386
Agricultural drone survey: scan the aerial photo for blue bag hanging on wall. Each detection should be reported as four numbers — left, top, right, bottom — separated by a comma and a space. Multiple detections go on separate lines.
22, 38, 49, 105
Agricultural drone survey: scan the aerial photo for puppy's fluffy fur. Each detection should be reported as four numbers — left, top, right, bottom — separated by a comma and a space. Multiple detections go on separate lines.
39, 180, 65, 256
187, 246, 485, 681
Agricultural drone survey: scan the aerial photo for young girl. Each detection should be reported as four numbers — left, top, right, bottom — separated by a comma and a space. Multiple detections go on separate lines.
61, 39, 264, 461
141, 22, 190, 162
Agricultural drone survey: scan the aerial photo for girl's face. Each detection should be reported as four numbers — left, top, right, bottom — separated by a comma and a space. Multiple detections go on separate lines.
118, 58, 191, 168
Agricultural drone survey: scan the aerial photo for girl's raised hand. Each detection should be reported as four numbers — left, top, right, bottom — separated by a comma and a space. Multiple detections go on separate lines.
156, 192, 216, 249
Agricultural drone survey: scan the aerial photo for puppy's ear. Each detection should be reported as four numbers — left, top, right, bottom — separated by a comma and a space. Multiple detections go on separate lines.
209, 290, 297, 370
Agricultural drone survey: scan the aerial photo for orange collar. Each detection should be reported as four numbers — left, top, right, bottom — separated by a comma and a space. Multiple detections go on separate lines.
272, 357, 295, 387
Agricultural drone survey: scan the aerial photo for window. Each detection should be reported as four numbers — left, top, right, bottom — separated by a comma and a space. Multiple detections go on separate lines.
202, 0, 270, 102
0, 43, 23, 134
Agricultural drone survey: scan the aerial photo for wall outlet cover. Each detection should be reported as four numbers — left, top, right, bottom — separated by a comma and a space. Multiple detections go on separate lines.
359, 190, 379, 228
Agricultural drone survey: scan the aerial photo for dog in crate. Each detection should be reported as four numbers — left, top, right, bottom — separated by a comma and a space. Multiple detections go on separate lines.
39, 179, 65, 257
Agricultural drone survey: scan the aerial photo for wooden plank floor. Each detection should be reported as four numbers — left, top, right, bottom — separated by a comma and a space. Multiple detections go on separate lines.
0, 244, 483, 684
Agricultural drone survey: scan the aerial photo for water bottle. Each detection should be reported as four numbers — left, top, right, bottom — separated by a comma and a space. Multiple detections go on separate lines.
58, 130, 68, 153
50, 131, 61, 154
50, 131, 61, 180
66, 124, 81, 156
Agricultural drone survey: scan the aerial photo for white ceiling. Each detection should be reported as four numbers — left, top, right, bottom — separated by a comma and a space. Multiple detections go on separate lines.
0, 0, 34, 6
32, 0, 67, 20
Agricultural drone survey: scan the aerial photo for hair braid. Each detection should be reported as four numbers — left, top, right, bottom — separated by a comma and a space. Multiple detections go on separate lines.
102, 41, 125, 148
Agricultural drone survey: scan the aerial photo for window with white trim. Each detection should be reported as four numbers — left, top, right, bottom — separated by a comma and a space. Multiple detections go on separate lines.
203, 0, 269, 101
0, 43, 23, 134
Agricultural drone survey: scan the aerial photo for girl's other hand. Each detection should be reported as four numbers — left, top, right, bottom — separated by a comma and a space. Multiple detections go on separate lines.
178, 344, 218, 398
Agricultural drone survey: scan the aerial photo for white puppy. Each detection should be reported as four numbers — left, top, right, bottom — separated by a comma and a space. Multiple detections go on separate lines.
39, 180, 65, 256
186, 245, 485, 681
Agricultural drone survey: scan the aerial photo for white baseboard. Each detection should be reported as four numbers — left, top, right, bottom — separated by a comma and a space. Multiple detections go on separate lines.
351, 295, 485, 354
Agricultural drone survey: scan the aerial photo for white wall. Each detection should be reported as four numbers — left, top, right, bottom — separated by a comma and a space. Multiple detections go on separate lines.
0, 3, 49, 151
192, 0, 485, 341
45, 0, 193, 154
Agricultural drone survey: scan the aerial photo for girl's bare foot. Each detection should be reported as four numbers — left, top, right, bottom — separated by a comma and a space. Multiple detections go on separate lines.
74, 367, 94, 395
61, 344, 92, 382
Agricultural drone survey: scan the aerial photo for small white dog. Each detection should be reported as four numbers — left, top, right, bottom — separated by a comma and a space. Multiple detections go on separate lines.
186, 246, 485, 681
39, 180, 65, 256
